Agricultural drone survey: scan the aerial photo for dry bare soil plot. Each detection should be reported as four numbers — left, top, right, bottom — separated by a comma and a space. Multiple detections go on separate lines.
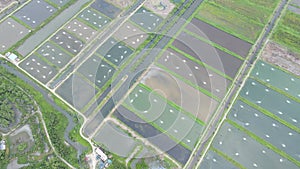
144, 0, 175, 18
260, 42, 300, 76
156, 48, 230, 99
141, 66, 218, 122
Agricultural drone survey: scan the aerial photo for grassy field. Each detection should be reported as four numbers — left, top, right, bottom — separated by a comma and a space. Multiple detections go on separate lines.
196, 0, 281, 43
272, 11, 300, 55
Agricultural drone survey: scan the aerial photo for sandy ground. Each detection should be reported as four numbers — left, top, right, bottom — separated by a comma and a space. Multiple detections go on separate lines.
105, 0, 134, 9
144, 0, 175, 18
260, 41, 300, 76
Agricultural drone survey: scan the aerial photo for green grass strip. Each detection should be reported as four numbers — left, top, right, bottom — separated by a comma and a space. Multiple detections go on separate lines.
10, 15, 32, 30
250, 76, 300, 104
121, 103, 193, 151
155, 62, 221, 102
210, 147, 246, 169
34, 52, 59, 70
169, 45, 232, 80
227, 119, 300, 167
138, 83, 205, 126
48, 40, 75, 57
93, 52, 118, 70
86, 74, 126, 117
239, 97, 300, 134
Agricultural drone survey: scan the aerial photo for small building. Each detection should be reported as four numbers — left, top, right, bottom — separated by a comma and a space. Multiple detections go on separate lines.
6, 52, 19, 63
0, 140, 6, 151
95, 148, 108, 162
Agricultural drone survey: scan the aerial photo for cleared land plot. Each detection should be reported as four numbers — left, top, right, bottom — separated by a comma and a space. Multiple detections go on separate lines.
96, 37, 133, 66
240, 79, 300, 129
114, 105, 191, 164
251, 60, 300, 100
51, 30, 83, 55
229, 100, 300, 162
141, 66, 219, 122
0, 18, 30, 53
36, 41, 72, 69
113, 21, 149, 49
49, 0, 71, 7
14, 0, 56, 28
130, 7, 162, 31
157, 48, 230, 99
199, 150, 238, 169
77, 54, 115, 89
186, 18, 252, 57
64, 19, 96, 42
213, 122, 299, 169
9, 125, 34, 154
172, 32, 243, 78
124, 84, 204, 150
19, 55, 57, 84
56, 74, 98, 110
91, 0, 121, 19
93, 121, 138, 156
105, 0, 134, 9
144, 0, 175, 18
78, 8, 110, 30
196, 2, 263, 43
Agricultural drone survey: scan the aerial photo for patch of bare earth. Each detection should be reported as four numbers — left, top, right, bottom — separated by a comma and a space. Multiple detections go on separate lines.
105, 0, 134, 9
261, 41, 300, 76
144, 0, 175, 18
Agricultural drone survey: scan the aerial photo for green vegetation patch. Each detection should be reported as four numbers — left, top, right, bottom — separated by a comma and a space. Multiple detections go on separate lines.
0, 76, 35, 129
272, 11, 300, 55
197, 0, 280, 43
